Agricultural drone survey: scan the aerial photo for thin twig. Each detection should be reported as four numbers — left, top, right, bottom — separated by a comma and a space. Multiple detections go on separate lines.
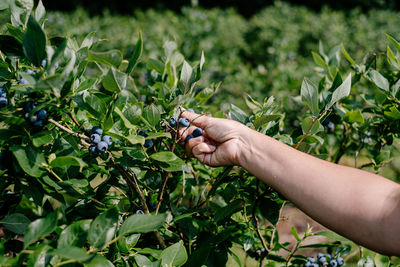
268, 201, 286, 251
252, 181, 270, 254
294, 111, 327, 150
155, 172, 171, 214
49, 118, 90, 141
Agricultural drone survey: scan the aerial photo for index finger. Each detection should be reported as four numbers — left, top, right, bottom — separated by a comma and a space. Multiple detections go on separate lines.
181, 110, 210, 129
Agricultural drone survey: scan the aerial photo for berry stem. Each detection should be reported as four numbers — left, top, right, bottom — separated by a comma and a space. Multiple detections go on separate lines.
48, 119, 90, 142
294, 110, 327, 150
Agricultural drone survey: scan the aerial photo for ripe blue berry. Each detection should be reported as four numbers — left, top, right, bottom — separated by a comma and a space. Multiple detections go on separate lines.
103, 135, 112, 146
307, 257, 316, 263
329, 259, 338, 267
327, 121, 335, 133
0, 92, 6, 98
187, 108, 194, 113
97, 141, 108, 153
33, 120, 43, 127
37, 109, 47, 120
136, 210, 144, 214
24, 102, 33, 112
0, 97, 7, 108
91, 126, 103, 135
192, 128, 203, 137
318, 256, 326, 263
305, 262, 313, 267
26, 69, 35, 74
144, 139, 153, 148
317, 253, 324, 259
179, 118, 190, 127
30, 115, 38, 122
185, 134, 194, 144
337, 257, 344, 266
91, 134, 101, 144
138, 130, 148, 137
169, 117, 177, 127
41, 59, 47, 67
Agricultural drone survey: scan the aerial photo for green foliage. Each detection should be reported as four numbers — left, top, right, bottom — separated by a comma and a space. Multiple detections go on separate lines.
0, 1, 399, 266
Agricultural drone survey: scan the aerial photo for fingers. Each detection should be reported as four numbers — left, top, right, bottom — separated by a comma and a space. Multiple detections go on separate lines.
181, 110, 210, 128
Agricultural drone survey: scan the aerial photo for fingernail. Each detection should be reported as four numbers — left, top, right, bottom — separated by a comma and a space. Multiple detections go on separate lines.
208, 145, 216, 151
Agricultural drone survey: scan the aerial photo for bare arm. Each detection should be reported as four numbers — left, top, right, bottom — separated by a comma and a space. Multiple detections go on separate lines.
180, 111, 400, 256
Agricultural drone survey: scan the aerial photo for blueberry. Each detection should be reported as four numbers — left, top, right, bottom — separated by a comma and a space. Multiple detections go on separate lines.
89, 145, 98, 155
179, 118, 190, 127
97, 141, 108, 153
169, 117, 177, 127
187, 108, 194, 113
91, 126, 103, 135
327, 121, 335, 133
19, 78, 28, 85
185, 134, 194, 144
337, 257, 344, 266
30, 115, 38, 122
305, 262, 313, 267
91, 134, 101, 144
318, 256, 326, 263
24, 113, 30, 120
144, 139, 153, 148
192, 128, 203, 137
103, 135, 112, 146
135, 210, 144, 214
322, 118, 330, 126
317, 253, 324, 259
312, 264, 319, 267
138, 130, 147, 137
0, 84, 3, 88
26, 69, 35, 74
37, 109, 47, 120
32, 101, 38, 108
41, 59, 47, 67
0, 97, 7, 108
307, 257, 316, 263
24, 102, 33, 112
33, 120, 43, 127
329, 259, 338, 267
0, 92, 6, 98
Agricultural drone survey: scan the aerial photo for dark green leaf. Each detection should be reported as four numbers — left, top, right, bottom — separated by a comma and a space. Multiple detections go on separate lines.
58, 219, 91, 248
102, 67, 128, 93
143, 104, 161, 126
83, 255, 114, 267
23, 16, 46, 67
160, 241, 187, 267
88, 50, 122, 68
24, 212, 58, 248
301, 78, 319, 115
51, 247, 93, 262
11, 145, 46, 177
344, 109, 364, 124
88, 207, 119, 249
0, 35, 24, 57
119, 213, 166, 236
327, 74, 351, 109
150, 152, 178, 162
32, 131, 53, 147
366, 70, 389, 92
126, 31, 143, 75
50, 156, 87, 169
1, 213, 30, 234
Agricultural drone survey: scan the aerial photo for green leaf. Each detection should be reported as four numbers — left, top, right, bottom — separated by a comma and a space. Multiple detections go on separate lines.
150, 151, 178, 162
290, 227, 300, 241
0, 0, 10, 10
115, 107, 136, 129
366, 70, 389, 92
314, 231, 349, 242
180, 60, 193, 89
24, 211, 58, 248
102, 67, 127, 93
160, 157, 188, 172
344, 109, 364, 124
326, 73, 351, 109
58, 219, 91, 248
340, 43, 356, 66
214, 199, 243, 224
312, 51, 328, 71
88, 50, 122, 68
386, 34, 400, 53
118, 234, 141, 253
23, 16, 46, 67
143, 104, 161, 126
258, 197, 281, 225
32, 131, 53, 147
126, 31, 143, 75
160, 241, 188, 267
374, 254, 390, 267
1, 213, 30, 234
0, 35, 24, 57
34, 0, 45, 22
11, 145, 45, 177
119, 213, 166, 236
83, 255, 115, 267
76, 78, 98, 93
384, 106, 400, 120
301, 117, 322, 135
147, 58, 164, 73
50, 156, 87, 169
84, 93, 107, 118
253, 115, 280, 129
228, 104, 248, 124
88, 207, 119, 249
51, 247, 93, 262
146, 132, 171, 139
301, 78, 319, 115
134, 254, 160, 267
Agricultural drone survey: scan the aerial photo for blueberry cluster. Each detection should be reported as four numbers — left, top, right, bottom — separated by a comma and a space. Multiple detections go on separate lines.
0, 85, 7, 108
24, 102, 47, 127
169, 116, 190, 128
185, 127, 203, 144
305, 253, 344, 267
138, 130, 153, 148
89, 127, 112, 155
247, 248, 266, 259
322, 118, 335, 134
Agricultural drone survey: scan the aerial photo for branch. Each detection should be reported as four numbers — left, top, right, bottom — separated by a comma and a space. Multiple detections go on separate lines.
252, 181, 270, 254
49, 118, 90, 142
294, 111, 327, 150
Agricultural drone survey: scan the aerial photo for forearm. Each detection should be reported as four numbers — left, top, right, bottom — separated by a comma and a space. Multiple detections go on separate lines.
239, 128, 400, 256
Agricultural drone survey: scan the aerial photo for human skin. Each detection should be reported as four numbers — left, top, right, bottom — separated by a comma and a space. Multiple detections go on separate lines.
180, 110, 400, 256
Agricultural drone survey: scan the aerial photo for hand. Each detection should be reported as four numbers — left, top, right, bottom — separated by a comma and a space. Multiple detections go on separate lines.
179, 110, 249, 167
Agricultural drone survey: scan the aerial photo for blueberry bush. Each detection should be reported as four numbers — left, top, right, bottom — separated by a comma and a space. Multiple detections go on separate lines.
0, 1, 399, 266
